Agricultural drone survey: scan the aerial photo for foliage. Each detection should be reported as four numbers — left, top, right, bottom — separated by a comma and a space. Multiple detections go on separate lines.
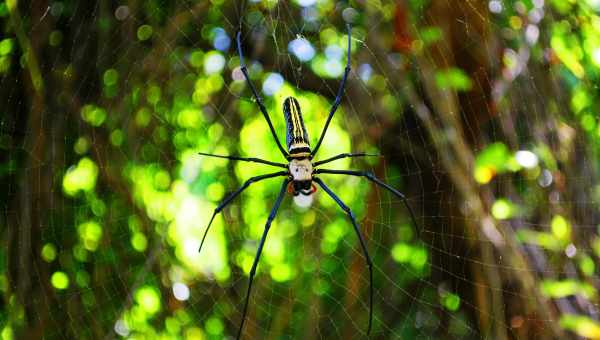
2, 0, 600, 339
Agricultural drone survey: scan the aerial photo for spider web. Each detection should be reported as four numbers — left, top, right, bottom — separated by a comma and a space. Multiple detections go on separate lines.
1, 0, 594, 339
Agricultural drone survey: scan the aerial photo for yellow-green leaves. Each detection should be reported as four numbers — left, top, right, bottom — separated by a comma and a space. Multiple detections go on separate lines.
135, 286, 161, 315
74, 137, 89, 154
270, 263, 294, 282
579, 255, 595, 276
551, 215, 571, 242
391, 243, 428, 272
560, 314, 600, 338
0, 38, 13, 55
474, 143, 513, 184
62, 157, 99, 196
441, 291, 461, 312
419, 26, 443, 47
0, 38, 11, 73
189, 50, 204, 68
41, 243, 57, 262
193, 74, 224, 104
435, 68, 473, 92
81, 104, 107, 127
474, 144, 542, 184
177, 108, 204, 129
516, 215, 574, 252
131, 232, 148, 252
51, 271, 69, 290
541, 279, 595, 299
516, 229, 563, 251
321, 219, 349, 254
491, 199, 517, 220
78, 221, 103, 251
551, 22, 585, 78
205, 317, 224, 336
1, 326, 13, 340
571, 85, 592, 114
103, 69, 118, 86
137, 25, 153, 41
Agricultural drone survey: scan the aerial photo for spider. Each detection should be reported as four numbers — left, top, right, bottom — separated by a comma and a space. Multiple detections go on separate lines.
198, 24, 419, 339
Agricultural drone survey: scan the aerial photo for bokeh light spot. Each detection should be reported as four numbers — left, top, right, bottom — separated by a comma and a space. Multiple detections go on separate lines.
204, 51, 226, 75
288, 38, 316, 62
262, 73, 284, 96
134, 286, 161, 315
51, 271, 69, 290
41, 243, 57, 262
137, 25, 153, 41
172, 282, 190, 301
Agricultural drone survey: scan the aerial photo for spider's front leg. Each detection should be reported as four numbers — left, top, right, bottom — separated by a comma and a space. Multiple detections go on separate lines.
313, 152, 379, 167
236, 31, 289, 159
312, 24, 352, 157
198, 152, 287, 168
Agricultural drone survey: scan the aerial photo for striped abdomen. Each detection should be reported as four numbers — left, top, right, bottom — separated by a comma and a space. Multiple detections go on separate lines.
283, 97, 311, 157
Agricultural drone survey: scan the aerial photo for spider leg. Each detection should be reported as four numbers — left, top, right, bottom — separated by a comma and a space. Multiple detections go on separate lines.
311, 24, 352, 157
237, 178, 290, 340
313, 177, 373, 335
236, 31, 289, 159
198, 152, 287, 168
314, 169, 420, 236
198, 171, 288, 254
313, 152, 379, 167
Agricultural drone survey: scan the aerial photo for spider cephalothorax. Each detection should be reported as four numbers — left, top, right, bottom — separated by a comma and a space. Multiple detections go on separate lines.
288, 158, 314, 193
288, 156, 316, 207
198, 24, 421, 340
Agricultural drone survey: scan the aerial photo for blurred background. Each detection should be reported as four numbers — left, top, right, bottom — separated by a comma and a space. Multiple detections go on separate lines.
2, 0, 600, 339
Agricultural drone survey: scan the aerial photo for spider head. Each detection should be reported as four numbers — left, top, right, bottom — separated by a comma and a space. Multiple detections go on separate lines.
292, 180, 314, 196
289, 180, 316, 208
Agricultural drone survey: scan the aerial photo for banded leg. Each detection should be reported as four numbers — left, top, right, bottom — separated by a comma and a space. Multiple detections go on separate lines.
237, 179, 290, 340
198, 152, 287, 168
236, 31, 289, 158
313, 152, 379, 167
313, 177, 373, 335
311, 24, 352, 157
198, 171, 288, 254
314, 169, 420, 235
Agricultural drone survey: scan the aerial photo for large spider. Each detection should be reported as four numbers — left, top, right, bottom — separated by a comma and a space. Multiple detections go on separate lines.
198, 24, 419, 339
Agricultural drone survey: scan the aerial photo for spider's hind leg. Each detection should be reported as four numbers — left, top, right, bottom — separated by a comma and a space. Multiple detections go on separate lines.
314, 169, 420, 237
236, 179, 290, 340
313, 177, 374, 335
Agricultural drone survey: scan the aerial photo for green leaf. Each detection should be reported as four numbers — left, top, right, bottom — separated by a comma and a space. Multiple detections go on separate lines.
134, 286, 161, 315
560, 314, 600, 338
551, 215, 571, 242
516, 230, 562, 251
474, 142, 516, 183
491, 198, 517, 220
541, 279, 595, 299
435, 68, 473, 91
420, 26, 443, 45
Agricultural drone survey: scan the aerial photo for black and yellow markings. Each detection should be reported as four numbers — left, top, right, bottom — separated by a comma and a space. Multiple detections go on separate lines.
284, 97, 310, 150
288, 98, 306, 144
